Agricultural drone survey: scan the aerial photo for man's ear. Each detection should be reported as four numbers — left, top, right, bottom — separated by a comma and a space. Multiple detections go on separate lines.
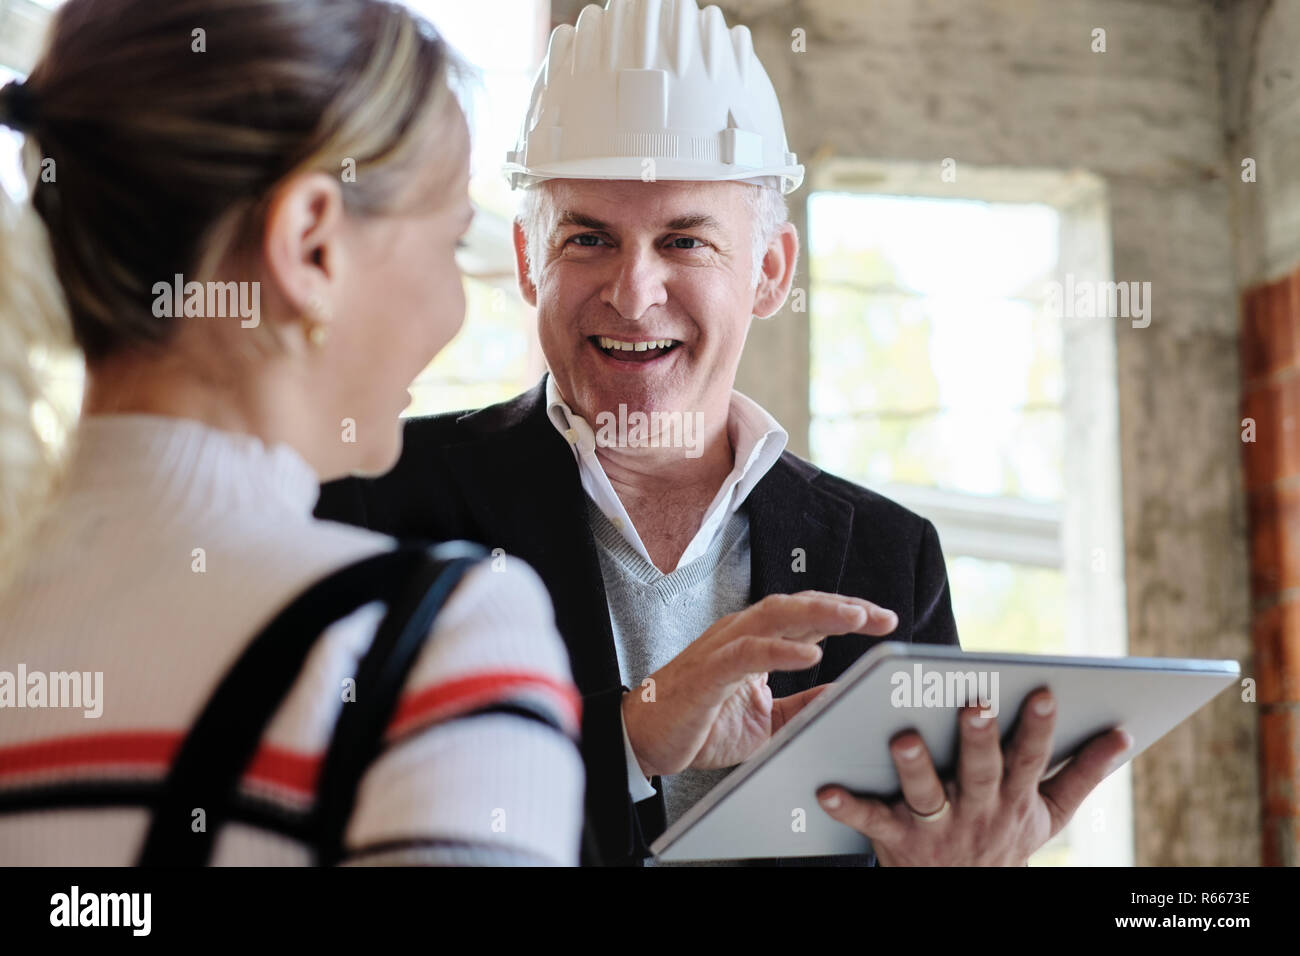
512, 219, 538, 307
752, 221, 800, 319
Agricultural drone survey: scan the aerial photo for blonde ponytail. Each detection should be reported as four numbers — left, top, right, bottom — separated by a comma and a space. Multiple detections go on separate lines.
0, 144, 75, 591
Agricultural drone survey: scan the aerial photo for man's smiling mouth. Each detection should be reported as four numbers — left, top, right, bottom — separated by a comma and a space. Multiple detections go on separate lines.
589, 335, 681, 363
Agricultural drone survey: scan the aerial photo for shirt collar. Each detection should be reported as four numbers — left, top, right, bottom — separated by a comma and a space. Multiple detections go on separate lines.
543, 372, 788, 568
545, 373, 786, 477
545, 373, 599, 455
721, 389, 789, 515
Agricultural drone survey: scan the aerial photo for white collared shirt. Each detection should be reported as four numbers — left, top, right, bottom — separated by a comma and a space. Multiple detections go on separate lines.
544, 372, 788, 802
544, 373, 788, 573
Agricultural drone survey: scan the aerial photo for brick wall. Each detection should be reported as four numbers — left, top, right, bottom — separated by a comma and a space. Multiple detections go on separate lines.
1240, 273, 1300, 865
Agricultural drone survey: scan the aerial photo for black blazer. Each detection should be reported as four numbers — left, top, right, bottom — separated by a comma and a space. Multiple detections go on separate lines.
315, 380, 961, 867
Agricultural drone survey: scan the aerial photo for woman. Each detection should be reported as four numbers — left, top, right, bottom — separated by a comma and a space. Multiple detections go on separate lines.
0, 0, 583, 865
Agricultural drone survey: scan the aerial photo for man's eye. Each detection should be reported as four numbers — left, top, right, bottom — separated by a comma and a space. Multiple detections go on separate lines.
668, 236, 705, 249
570, 234, 605, 247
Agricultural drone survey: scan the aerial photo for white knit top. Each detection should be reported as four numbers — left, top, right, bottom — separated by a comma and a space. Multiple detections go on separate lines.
0, 414, 584, 865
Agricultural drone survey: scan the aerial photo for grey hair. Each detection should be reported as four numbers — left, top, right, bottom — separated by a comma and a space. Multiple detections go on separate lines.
517, 181, 788, 292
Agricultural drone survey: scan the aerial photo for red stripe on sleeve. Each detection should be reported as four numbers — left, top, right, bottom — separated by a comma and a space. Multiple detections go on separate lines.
386, 671, 582, 740
0, 730, 179, 776
0, 731, 321, 797
0, 674, 583, 796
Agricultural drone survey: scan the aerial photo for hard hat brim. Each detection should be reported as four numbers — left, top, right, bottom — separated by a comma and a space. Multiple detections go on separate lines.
504, 157, 805, 195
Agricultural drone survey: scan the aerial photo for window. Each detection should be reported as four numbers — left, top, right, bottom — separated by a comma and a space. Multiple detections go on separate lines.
400, 0, 548, 416
809, 192, 1067, 654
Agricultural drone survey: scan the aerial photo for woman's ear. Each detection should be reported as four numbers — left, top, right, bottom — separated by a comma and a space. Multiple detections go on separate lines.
512, 218, 538, 307
753, 221, 800, 319
261, 171, 346, 330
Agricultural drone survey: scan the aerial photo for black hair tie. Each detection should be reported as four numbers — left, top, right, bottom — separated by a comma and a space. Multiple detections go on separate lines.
0, 81, 37, 133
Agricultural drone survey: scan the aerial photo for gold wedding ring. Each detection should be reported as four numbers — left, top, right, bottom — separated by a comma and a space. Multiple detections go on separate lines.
908, 798, 951, 823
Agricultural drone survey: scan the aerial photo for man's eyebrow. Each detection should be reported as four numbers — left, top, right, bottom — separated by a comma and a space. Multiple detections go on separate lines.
553, 211, 725, 232
665, 213, 723, 232
555, 211, 611, 231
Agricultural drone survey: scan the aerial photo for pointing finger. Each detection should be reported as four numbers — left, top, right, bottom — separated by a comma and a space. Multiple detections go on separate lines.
710, 636, 823, 688
730, 593, 898, 644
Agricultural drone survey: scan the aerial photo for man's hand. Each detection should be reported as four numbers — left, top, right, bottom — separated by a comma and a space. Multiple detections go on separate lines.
621, 591, 899, 779
814, 689, 1133, 865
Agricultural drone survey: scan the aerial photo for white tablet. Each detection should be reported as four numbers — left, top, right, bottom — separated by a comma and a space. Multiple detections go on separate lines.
650, 641, 1240, 863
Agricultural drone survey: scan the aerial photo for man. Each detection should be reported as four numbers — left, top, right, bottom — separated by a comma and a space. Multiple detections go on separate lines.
316, 0, 1129, 867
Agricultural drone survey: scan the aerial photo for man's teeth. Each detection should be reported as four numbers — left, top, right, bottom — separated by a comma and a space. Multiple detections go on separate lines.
597, 337, 676, 352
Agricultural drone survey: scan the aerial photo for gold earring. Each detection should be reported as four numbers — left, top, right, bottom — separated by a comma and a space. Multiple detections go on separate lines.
305, 296, 330, 348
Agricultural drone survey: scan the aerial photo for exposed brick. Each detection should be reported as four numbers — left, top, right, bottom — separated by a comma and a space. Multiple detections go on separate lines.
1260, 815, 1299, 867
1240, 278, 1295, 384
1252, 600, 1300, 704
1259, 708, 1300, 821
1265, 278, 1298, 376
1290, 272, 1300, 369
1241, 385, 1279, 492
1241, 376, 1300, 492
1241, 284, 1269, 383
1245, 485, 1300, 598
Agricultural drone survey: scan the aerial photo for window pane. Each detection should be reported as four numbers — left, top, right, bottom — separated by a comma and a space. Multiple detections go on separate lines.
811, 408, 1065, 502
808, 194, 1060, 297
399, 0, 546, 415
809, 193, 1064, 503
946, 557, 1066, 654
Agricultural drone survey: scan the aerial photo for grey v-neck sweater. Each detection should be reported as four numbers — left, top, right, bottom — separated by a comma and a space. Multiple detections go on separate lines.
585, 495, 755, 842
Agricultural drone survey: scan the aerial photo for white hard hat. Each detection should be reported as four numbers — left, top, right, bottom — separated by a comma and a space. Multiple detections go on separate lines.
504, 0, 804, 195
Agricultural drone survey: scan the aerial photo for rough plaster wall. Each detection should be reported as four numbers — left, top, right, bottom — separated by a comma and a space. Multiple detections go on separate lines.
1223, 0, 1300, 288
721, 0, 1256, 864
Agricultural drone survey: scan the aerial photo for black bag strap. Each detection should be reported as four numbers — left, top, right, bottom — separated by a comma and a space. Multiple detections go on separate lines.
310, 543, 484, 865
137, 541, 485, 866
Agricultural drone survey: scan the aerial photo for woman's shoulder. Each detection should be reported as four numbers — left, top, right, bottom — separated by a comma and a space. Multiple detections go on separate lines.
386, 552, 580, 741
282, 524, 576, 720
280, 518, 566, 665
431, 555, 569, 669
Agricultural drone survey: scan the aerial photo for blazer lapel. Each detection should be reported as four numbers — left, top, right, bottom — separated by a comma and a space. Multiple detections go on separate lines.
747, 454, 854, 698
439, 387, 622, 697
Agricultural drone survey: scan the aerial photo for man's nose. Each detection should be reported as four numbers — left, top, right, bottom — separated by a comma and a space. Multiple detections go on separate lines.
600, 246, 668, 323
